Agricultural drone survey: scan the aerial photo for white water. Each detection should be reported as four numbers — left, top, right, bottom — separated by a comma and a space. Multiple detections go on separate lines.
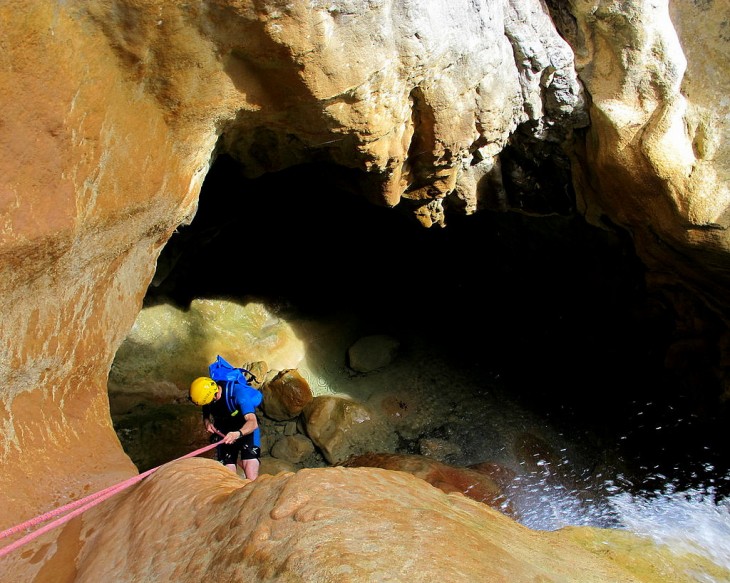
501, 466, 730, 577
609, 482, 730, 572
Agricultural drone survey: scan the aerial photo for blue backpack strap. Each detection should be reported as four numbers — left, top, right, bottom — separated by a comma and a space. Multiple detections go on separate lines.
239, 367, 259, 384
225, 380, 262, 414
223, 382, 239, 416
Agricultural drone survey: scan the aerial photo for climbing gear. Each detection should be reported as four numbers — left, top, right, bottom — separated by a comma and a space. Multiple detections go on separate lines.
208, 355, 262, 411
0, 441, 219, 559
208, 355, 259, 385
189, 376, 219, 406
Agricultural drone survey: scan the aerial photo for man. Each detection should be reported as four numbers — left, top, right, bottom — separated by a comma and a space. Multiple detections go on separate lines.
189, 356, 263, 479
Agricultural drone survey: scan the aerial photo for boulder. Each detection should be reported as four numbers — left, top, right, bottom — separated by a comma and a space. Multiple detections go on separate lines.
347, 334, 401, 373
262, 369, 313, 421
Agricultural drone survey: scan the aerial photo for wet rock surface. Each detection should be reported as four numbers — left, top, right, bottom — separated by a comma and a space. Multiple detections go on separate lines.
61, 460, 730, 582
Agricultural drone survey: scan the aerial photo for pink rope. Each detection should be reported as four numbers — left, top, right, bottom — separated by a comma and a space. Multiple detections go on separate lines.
0, 441, 219, 559
0, 468, 155, 541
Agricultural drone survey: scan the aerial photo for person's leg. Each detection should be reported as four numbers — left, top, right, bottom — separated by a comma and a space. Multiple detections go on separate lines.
240, 458, 260, 480
237, 442, 261, 480
217, 442, 237, 473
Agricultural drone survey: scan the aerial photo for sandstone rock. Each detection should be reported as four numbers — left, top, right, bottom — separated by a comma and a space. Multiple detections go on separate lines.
36, 458, 722, 583
262, 369, 313, 421
302, 394, 396, 464
1, 1, 729, 579
567, 0, 730, 313
342, 452, 513, 516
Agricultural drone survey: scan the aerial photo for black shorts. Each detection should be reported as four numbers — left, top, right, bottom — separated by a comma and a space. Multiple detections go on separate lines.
211, 434, 261, 465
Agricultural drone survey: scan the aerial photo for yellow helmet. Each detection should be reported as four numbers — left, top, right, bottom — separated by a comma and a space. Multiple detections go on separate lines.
189, 376, 219, 406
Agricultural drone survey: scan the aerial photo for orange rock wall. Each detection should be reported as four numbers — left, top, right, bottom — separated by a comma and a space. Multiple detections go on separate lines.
64, 461, 730, 582
0, 0, 729, 578
0, 2, 208, 529
568, 1, 730, 311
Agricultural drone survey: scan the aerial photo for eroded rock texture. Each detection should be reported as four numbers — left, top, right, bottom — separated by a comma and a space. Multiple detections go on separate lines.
1, 0, 728, 580
565, 0, 730, 325
10, 459, 728, 582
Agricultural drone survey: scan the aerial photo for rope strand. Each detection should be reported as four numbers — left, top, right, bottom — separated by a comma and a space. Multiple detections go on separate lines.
0, 441, 219, 559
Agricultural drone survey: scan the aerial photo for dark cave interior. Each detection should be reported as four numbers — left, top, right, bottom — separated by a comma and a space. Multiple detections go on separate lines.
144, 153, 730, 497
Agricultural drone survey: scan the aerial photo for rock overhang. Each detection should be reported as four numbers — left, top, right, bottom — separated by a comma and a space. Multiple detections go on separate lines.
1, 0, 730, 579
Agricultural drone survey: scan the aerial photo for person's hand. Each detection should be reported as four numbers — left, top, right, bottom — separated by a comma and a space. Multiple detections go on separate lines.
222, 431, 240, 444
204, 420, 216, 434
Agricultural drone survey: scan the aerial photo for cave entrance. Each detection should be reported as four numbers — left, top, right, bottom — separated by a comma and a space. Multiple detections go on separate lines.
145, 154, 431, 316
110, 152, 728, 503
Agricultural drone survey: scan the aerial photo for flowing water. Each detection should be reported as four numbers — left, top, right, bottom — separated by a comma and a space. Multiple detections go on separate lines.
483, 386, 730, 575
500, 470, 730, 579
609, 481, 730, 572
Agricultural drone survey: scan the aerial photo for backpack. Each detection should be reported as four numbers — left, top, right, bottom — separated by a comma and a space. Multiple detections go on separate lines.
208, 355, 262, 411
208, 355, 259, 386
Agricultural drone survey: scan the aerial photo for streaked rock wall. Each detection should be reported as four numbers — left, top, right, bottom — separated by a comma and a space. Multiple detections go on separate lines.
0, 0, 728, 579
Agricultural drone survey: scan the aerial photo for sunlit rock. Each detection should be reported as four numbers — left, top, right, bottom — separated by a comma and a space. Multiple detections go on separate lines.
261, 369, 313, 421
109, 298, 304, 401
302, 394, 397, 464
567, 0, 730, 311
62, 459, 728, 582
